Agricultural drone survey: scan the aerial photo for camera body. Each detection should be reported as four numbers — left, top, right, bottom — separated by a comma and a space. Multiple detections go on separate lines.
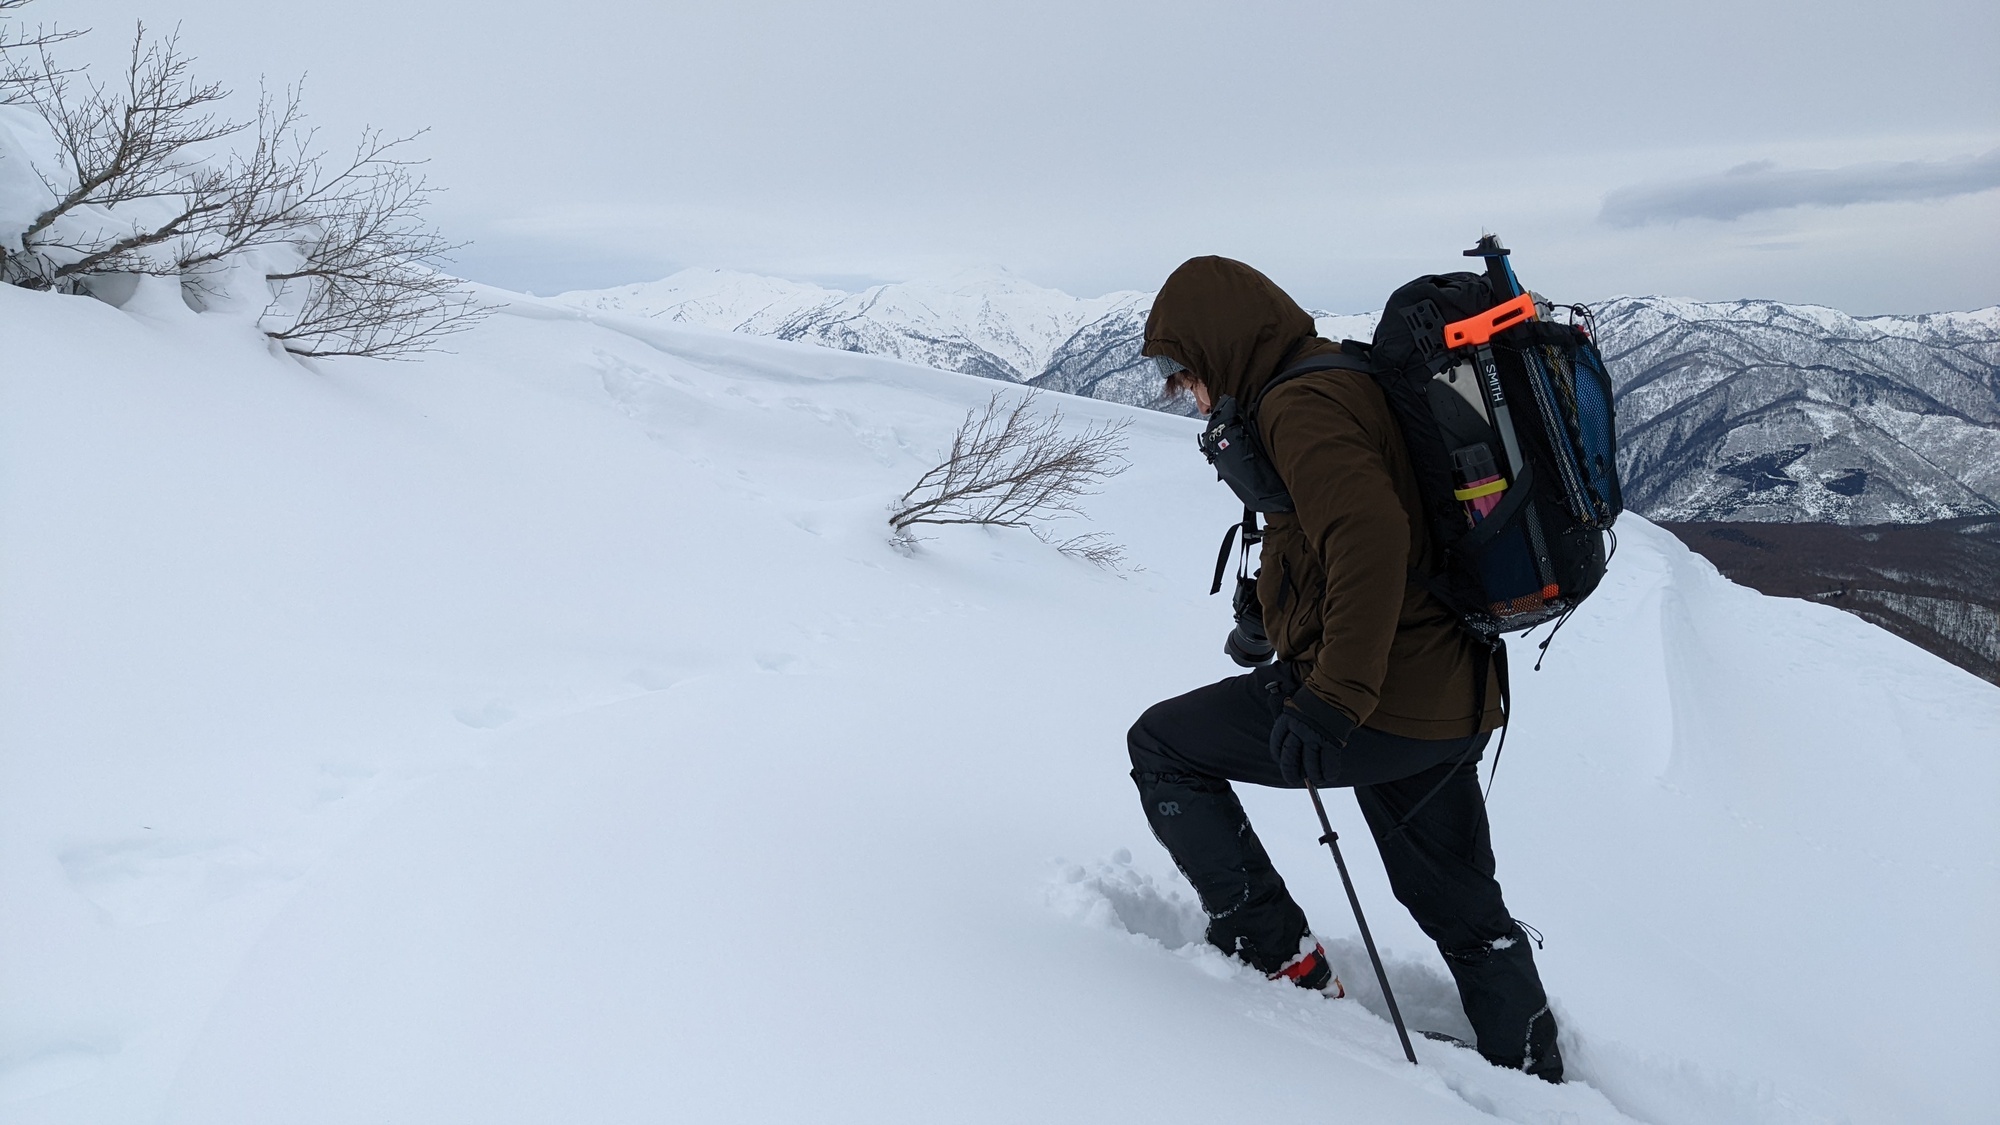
1224, 573, 1274, 667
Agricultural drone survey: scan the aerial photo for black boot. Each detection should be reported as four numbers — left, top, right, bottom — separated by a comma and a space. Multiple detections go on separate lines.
1352, 758, 1564, 1084
1522, 1006, 1564, 1084
1440, 935, 1563, 1083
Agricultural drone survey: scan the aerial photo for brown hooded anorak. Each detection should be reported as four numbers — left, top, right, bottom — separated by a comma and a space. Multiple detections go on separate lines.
1145, 256, 1501, 738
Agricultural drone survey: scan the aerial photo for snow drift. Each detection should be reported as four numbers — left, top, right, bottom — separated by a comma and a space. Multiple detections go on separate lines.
1, 279, 1996, 1124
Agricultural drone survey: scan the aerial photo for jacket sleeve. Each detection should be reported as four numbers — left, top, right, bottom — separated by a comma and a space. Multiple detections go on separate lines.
1261, 378, 1410, 727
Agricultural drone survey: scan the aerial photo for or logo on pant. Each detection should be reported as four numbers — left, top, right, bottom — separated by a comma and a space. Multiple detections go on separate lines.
1157, 801, 1182, 816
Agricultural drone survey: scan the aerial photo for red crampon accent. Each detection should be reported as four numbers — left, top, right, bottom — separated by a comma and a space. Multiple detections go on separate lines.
1277, 953, 1319, 981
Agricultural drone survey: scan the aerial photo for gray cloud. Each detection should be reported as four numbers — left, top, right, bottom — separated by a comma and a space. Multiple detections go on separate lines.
1601, 150, 2000, 227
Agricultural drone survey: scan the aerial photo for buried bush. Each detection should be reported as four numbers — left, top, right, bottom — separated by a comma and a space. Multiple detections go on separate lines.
0, 4, 481, 358
891, 390, 1130, 567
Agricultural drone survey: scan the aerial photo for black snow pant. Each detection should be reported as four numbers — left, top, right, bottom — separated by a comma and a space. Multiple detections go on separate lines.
1127, 661, 1561, 1080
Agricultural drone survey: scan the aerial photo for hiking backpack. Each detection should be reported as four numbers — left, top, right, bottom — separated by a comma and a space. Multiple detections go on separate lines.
1202, 235, 1622, 646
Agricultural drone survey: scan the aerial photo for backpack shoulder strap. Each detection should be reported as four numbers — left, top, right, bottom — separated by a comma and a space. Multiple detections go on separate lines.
1251, 350, 1377, 417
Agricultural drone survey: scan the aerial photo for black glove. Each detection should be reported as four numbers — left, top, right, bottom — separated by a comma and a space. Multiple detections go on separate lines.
1271, 687, 1358, 788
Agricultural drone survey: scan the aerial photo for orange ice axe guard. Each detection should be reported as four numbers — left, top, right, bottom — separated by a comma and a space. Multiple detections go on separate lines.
1443, 293, 1538, 349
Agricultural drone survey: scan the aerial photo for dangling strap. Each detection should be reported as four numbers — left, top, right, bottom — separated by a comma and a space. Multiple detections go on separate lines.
1200, 506, 1248, 596
1482, 636, 1515, 800
1210, 506, 1261, 595
1387, 635, 1505, 834
1210, 520, 1240, 596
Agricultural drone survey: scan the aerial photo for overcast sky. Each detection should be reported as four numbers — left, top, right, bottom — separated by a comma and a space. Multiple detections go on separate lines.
26, 0, 2000, 314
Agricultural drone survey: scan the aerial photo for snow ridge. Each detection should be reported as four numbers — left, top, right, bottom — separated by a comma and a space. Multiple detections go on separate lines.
562, 266, 1157, 400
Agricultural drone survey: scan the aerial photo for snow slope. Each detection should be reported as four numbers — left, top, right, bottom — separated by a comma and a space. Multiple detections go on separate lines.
2, 279, 1996, 1124
556, 267, 1368, 414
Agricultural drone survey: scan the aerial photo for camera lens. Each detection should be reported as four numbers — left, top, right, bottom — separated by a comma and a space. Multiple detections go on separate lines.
1225, 572, 1274, 666
1224, 621, 1274, 667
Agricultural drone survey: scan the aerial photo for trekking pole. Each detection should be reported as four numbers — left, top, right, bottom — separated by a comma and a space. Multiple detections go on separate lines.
1306, 783, 1418, 1065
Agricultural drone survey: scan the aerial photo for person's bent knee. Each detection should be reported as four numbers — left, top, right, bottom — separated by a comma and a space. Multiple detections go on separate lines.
1126, 701, 1180, 774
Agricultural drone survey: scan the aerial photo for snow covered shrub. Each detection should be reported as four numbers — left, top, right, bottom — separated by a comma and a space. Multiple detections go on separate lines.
891, 390, 1130, 567
187, 96, 483, 359
0, 4, 481, 358
1, 24, 235, 288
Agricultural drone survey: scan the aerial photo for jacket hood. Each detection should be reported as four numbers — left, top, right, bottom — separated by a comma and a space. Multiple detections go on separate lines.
1142, 256, 1334, 406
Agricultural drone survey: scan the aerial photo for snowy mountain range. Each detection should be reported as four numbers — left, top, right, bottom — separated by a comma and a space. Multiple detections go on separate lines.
558, 268, 1163, 405
1600, 298, 2000, 523
559, 270, 2000, 526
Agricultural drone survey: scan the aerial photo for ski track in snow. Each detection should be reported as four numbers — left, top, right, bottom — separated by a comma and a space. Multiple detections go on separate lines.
1, 279, 1995, 1123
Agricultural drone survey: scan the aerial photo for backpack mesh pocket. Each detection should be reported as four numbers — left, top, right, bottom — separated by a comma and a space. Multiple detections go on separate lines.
1516, 322, 1621, 529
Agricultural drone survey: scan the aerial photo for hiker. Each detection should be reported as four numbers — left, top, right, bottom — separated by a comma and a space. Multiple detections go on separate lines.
1128, 256, 1563, 1083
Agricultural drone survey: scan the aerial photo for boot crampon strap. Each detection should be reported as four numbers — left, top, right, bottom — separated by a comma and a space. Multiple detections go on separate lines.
1273, 943, 1343, 996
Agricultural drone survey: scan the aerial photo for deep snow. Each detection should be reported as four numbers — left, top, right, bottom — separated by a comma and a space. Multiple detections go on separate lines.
2, 278, 1996, 1124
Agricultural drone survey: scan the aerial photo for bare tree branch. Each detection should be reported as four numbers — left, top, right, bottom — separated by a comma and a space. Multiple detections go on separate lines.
174, 86, 423, 276
890, 391, 1129, 567
169, 82, 316, 273
258, 143, 486, 359
1042, 530, 1129, 568
0, 0, 82, 81
2, 22, 242, 287
1, 19, 483, 359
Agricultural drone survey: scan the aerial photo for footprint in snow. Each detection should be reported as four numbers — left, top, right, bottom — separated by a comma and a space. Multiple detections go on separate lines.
627, 667, 694, 691
1048, 850, 1206, 949
1050, 855, 1639, 1123
452, 701, 518, 729
59, 837, 302, 927
1049, 851, 1476, 1041
309, 761, 379, 807
0, 1045, 110, 1104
